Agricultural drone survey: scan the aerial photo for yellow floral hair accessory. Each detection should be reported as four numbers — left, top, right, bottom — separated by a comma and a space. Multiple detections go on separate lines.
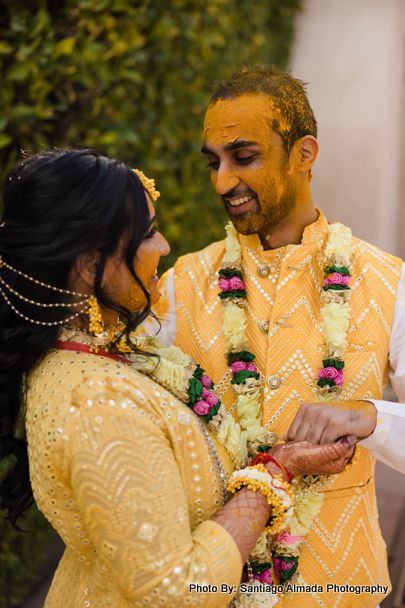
133, 169, 160, 202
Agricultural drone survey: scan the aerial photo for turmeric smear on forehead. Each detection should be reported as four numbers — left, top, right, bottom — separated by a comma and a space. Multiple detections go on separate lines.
203, 94, 288, 147
204, 95, 273, 145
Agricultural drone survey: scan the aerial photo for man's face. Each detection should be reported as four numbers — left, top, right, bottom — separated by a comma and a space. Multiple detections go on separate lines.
202, 94, 298, 235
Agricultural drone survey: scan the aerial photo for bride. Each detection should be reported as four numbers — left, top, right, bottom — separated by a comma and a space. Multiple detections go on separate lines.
0, 149, 355, 607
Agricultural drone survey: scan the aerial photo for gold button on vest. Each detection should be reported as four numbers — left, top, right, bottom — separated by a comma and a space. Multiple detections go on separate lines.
267, 431, 278, 445
259, 319, 269, 333
267, 374, 281, 389
257, 263, 270, 277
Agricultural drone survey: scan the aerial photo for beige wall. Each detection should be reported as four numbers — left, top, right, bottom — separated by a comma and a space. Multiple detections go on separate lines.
290, 0, 405, 257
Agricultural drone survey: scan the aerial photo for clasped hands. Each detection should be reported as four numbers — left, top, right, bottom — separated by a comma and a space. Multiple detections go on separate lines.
271, 401, 377, 479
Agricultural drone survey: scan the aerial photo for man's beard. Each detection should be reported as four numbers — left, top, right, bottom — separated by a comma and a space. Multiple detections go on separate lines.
230, 178, 298, 236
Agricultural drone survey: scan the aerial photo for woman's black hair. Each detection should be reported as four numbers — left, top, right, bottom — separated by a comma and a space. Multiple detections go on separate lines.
0, 148, 155, 529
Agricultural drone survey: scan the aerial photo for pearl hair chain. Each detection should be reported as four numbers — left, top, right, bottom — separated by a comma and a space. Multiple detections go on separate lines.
0, 284, 88, 327
0, 255, 90, 326
0, 256, 87, 295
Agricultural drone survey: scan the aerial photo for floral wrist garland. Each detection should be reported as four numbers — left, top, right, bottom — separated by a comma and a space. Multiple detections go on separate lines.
228, 464, 294, 533
316, 223, 353, 402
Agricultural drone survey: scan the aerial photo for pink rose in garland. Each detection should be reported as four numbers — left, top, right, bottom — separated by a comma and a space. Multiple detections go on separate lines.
334, 369, 344, 385
201, 374, 213, 388
193, 400, 211, 416
202, 387, 210, 399
229, 276, 244, 291
259, 569, 273, 585
205, 393, 218, 407
318, 366, 344, 386
232, 361, 246, 374
324, 273, 350, 286
276, 532, 302, 545
246, 363, 257, 372
273, 557, 294, 578
218, 277, 231, 291
318, 366, 339, 380
252, 570, 273, 584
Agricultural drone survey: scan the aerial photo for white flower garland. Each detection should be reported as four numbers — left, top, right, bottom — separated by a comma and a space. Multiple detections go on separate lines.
316, 223, 353, 402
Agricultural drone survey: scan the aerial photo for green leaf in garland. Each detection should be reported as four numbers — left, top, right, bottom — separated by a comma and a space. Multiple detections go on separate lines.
227, 351, 256, 365
316, 377, 337, 388
256, 445, 272, 453
188, 377, 203, 405
244, 562, 272, 574
219, 289, 247, 299
218, 269, 243, 279
322, 358, 345, 370
322, 284, 350, 291
324, 264, 351, 277
193, 364, 204, 379
274, 556, 299, 582
231, 370, 260, 384
201, 400, 222, 424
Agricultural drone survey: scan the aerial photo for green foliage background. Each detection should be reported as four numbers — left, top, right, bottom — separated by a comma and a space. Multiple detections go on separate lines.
0, 0, 301, 273
0, 0, 301, 604
0, 459, 58, 607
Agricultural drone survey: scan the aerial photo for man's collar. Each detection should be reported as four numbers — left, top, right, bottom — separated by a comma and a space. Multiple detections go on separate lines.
237, 207, 329, 251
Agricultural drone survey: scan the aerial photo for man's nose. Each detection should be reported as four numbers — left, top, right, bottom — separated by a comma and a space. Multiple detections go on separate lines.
215, 169, 240, 196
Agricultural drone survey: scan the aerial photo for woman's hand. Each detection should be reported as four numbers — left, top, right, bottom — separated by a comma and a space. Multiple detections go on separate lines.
268, 435, 356, 478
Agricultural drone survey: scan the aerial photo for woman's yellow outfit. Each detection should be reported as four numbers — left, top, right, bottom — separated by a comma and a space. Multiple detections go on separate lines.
26, 348, 242, 607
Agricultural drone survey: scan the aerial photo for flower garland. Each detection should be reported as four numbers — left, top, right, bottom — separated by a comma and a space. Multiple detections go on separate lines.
219, 222, 276, 454
316, 223, 353, 402
116, 333, 249, 468
221, 221, 355, 607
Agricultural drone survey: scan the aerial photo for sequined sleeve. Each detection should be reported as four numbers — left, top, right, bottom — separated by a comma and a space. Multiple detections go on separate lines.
62, 391, 242, 607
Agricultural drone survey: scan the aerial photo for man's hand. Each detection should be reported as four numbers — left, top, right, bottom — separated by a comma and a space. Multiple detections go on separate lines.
283, 401, 377, 445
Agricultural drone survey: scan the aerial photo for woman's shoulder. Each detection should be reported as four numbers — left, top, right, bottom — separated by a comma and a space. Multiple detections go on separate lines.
27, 348, 167, 428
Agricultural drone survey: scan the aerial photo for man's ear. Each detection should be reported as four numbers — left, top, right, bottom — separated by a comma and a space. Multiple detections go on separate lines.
296, 135, 319, 175
72, 251, 101, 290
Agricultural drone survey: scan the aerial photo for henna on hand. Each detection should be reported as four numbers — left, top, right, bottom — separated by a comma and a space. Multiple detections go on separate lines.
270, 435, 356, 478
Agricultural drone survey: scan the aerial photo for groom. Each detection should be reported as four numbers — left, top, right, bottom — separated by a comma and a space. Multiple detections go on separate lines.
149, 65, 405, 607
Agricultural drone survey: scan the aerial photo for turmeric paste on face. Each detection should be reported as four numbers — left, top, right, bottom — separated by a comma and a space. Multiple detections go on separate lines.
203, 95, 300, 235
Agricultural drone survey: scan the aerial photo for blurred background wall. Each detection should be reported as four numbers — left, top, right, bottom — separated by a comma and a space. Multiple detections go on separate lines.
290, 0, 405, 259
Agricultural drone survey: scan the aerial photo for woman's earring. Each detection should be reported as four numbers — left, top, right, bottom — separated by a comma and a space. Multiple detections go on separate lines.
87, 296, 111, 352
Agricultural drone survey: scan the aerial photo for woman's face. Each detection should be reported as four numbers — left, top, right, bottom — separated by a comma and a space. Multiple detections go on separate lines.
102, 192, 170, 324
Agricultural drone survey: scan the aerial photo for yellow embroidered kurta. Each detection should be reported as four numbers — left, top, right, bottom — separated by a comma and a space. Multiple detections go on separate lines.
25, 349, 242, 607
157, 209, 402, 608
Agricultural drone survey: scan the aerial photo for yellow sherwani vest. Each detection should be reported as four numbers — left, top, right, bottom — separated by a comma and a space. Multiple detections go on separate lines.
171, 210, 402, 608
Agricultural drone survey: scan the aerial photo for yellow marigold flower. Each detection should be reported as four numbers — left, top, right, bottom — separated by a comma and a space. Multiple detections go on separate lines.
133, 169, 160, 201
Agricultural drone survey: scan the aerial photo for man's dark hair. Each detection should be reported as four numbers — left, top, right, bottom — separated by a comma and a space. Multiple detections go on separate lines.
211, 64, 318, 156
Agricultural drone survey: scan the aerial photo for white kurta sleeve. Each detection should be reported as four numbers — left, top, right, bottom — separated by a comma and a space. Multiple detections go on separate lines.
359, 262, 405, 473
